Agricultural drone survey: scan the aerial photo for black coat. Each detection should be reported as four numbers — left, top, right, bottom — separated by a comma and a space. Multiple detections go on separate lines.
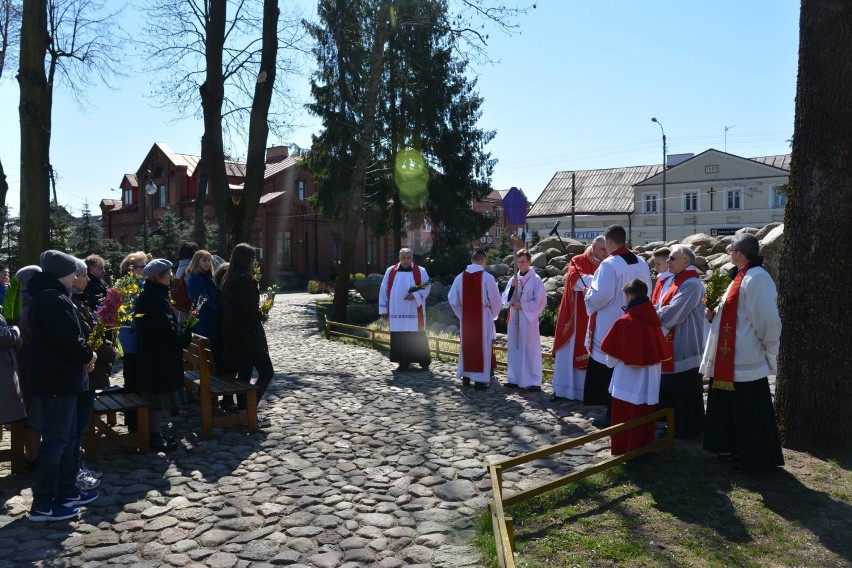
72, 292, 118, 390
136, 280, 192, 394
84, 275, 109, 312
27, 272, 93, 397
221, 272, 267, 362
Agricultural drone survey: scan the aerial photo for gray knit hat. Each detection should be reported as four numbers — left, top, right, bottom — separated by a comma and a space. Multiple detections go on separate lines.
74, 258, 87, 275
143, 258, 173, 279
39, 250, 81, 278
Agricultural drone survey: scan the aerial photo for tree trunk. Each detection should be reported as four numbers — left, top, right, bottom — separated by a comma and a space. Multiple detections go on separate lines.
0, 158, 8, 247
194, 144, 208, 248
233, 0, 278, 246
775, 0, 852, 453
332, 2, 391, 323
200, 0, 231, 256
17, 0, 51, 266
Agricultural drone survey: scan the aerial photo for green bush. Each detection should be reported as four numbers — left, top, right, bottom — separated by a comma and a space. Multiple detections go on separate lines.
307, 280, 330, 294
539, 304, 557, 337
350, 273, 366, 281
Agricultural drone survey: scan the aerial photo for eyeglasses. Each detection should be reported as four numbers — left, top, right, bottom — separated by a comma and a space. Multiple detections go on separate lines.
726, 246, 739, 254
666, 256, 686, 262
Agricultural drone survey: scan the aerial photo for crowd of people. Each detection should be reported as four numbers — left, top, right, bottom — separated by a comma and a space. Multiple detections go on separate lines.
381, 224, 784, 474
0, 241, 275, 522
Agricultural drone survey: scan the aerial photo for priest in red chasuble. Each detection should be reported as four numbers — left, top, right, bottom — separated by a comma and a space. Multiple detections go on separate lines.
379, 248, 432, 372
600, 278, 669, 456
551, 236, 606, 402
448, 249, 503, 390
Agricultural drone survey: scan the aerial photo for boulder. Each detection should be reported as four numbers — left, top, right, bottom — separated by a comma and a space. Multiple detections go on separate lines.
736, 227, 760, 235
489, 263, 511, 277
681, 233, 716, 248
428, 301, 458, 325
759, 224, 784, 280
534, 267, 546, 278
346, 303, 378, 324
544, 278, 562, 294
545, 247, 564, 260
497, 276, 511, 289
354, 275, 383, 303
530, 236, 576, 254
502, 254, 514, 266
755, 222, 782, 241
428, 282, 449, 302
707, 253, 732, 271
548, 255, 572, 271
530, 252, 548, 269
545, 265, 562, 277
693, 255, 708, 270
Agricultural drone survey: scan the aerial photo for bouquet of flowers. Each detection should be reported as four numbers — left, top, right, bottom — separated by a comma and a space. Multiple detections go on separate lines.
703, 268, 732, 311
252, 260, 263, 284
408, 279, 432, 294
113, 273, 144, 325
184, 294, 208, 331
89, 288, 123, 350
260, 287, 276, 321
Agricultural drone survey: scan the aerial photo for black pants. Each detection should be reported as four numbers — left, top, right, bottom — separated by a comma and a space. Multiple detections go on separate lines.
123, 354, 140, 432
584, 357, 613, 419
234, 352, 274, 410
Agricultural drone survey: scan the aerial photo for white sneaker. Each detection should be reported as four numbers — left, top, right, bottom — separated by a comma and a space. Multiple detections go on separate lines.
76, 472, 101, 491
80, 464, 103, 479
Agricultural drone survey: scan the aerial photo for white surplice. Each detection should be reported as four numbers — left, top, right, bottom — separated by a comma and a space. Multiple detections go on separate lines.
378, 264, 431, 332
605, 355, 662, 406
501, 270, 547, 388
448, 264, 503, 384
585, 252, 652, 364
552, 277, 587, 400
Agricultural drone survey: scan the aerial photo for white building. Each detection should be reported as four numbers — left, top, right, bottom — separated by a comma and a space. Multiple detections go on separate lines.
527, 149, 789, 245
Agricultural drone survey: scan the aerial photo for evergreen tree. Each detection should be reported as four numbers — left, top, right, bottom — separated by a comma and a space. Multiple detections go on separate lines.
146, 206, 190, 262
48, 203, 74, 252
72, 201, 101, 256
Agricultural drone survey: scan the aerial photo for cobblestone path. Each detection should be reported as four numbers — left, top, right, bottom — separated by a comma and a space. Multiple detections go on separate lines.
0, 293, 610, 567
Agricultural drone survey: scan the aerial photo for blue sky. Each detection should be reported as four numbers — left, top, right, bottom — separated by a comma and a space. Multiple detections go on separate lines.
0, 0, 799, 217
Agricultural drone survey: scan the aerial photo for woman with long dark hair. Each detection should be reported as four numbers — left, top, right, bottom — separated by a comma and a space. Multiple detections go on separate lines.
220, 244, 273, 427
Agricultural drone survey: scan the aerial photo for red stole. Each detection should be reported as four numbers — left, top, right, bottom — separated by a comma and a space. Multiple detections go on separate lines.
712, 266, 748, 390
387, 263, 424, 331
460, 271, 484, 373
587, 246, 631, 349
651, 274, 672, 305
659, 269, 700, 372
553, 254, 597, 371
600, 298, 669, 367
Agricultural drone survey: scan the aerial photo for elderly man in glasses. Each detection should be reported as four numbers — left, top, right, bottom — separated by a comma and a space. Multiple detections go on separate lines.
655, 244, 707, 439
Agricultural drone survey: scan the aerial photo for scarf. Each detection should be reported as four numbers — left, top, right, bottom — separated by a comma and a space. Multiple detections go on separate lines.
659, 268, 700, 372
651, 272, 672, 305
712, 264, 750, 389
586, 246, 634, 350
552, 253, 598, 370
460, 270, 484, 372
387, 263, 424, 331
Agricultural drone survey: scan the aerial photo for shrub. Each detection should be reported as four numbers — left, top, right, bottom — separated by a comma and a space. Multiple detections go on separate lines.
539, 305, 557, 337
307, 280, 330, 294
350, 273, 366, 281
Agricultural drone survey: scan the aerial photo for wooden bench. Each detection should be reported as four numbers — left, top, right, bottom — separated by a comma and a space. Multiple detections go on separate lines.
183, 334, 258, 439
83, 392, 150, 462
0, 420, 26, 474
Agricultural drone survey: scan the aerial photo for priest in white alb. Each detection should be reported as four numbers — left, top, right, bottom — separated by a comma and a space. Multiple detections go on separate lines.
379, 248, 432, 372
501, 248, 547, 391
449, 249, 503, 390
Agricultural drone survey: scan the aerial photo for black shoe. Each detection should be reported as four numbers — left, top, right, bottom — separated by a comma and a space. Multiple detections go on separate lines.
504, 382, 518, 389
420, 363, 430, 371
220, 402, 239, 414
461, 377, 471, 387
550, 394, 566, 402
474, 382, 488, 391
150, 434, 178, 452
717, 452, 739, 461
395, 363, 410, 372
524, 385, 542, 392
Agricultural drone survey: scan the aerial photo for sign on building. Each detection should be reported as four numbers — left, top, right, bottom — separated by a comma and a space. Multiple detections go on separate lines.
710, 228, 738, 237
566, 230, 603, 240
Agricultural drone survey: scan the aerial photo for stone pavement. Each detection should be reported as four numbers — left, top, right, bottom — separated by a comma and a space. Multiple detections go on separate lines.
0, 293, 611, 567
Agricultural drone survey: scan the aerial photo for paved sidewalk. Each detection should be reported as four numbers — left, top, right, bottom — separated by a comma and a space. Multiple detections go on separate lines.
0, 293, 610, 567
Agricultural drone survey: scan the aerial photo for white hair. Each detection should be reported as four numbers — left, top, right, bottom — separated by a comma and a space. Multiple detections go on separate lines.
398, 248, 413, 258
592, 235, 606, 246
670, 244, 695, 264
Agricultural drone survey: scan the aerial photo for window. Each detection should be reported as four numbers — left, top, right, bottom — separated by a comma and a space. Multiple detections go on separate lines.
123, 188, 133, 206
771, 186, 787, 209
725, 188, 742, 210
494, 206, 503, 220
158, 185, 167, 208
296, 180, 305, 201
423, 221, 432, 232
367, 234, 378, 265
705, 165, 719, 174
331, 235, 341, 266
154, 166, 165, 179
643, 192, 659, 214
281, 231, 292, 268
683, 190, 699, 212
495, 226, 503, 238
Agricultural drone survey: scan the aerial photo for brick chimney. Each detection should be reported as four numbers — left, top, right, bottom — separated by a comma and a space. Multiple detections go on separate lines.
266, 145, 289, 164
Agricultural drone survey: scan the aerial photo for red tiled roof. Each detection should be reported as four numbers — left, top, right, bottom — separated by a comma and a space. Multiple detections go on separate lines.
264, 156, 300, 179
259, 190, 287, 204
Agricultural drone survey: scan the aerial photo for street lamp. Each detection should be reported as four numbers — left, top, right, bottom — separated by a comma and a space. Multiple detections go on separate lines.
651, 117, 667, 242
141, 170, 158, 250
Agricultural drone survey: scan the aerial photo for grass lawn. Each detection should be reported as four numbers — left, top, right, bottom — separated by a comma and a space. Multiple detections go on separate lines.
477, 441, 852, 567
